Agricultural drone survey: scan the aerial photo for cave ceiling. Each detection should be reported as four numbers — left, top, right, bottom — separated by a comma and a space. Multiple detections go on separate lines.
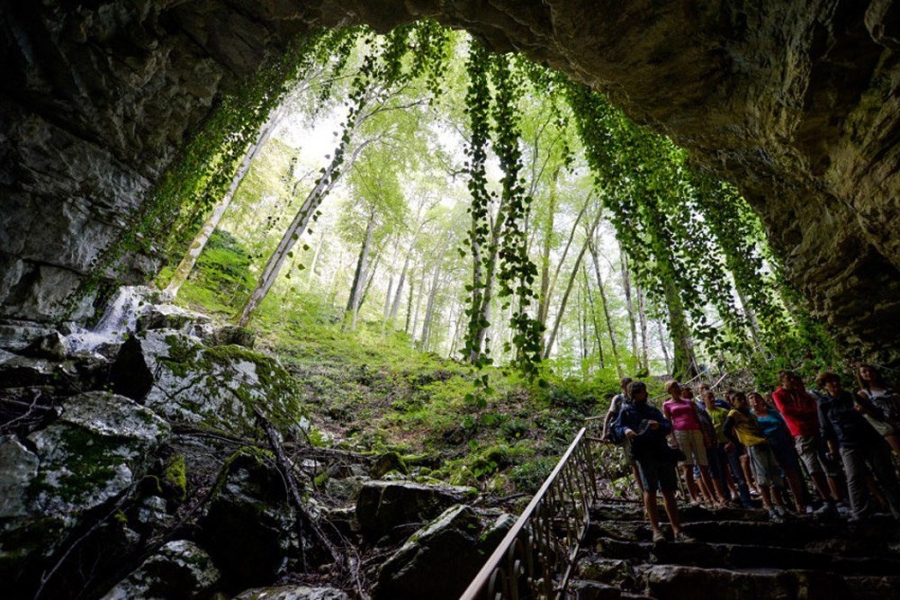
2, 0, 900, 364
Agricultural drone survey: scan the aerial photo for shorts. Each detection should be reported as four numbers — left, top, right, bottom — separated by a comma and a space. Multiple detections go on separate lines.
674, 429, 707, 466
795, 435, 840, 477
748, 443, 784, 488
635, 455, 679, 493
769, 440, 801, 472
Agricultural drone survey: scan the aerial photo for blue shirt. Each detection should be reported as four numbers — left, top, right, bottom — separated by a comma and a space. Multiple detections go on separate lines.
615, 401, 672, 459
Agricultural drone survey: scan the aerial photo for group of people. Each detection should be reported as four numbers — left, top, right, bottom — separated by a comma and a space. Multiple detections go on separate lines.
600, 365, 900, 544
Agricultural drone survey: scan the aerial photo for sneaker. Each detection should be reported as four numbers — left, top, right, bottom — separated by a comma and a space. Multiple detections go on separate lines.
673, 532, 696, 543
768, 509, 784, 523
814, 503, 837, 517
805, 505, 815, 515
652, 530, 667, 544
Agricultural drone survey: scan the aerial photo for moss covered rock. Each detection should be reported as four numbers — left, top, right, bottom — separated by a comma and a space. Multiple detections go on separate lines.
0, 391, 169, 586
111, 330, 303, 437
100, 539, 221, 600
201, 448, 300, 589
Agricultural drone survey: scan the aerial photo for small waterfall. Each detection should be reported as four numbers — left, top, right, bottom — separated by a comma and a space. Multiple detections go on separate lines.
66, 286, 152, 354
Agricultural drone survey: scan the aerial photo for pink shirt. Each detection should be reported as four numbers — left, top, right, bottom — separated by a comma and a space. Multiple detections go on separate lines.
663, 398, 701, 431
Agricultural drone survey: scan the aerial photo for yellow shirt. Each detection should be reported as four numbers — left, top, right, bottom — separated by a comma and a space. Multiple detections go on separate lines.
727, 408, 767, 447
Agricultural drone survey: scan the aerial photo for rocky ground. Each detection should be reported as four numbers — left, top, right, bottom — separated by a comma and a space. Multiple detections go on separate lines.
0, 296, 519, 599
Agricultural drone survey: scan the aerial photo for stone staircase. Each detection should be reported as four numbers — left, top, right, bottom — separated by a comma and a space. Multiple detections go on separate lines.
570, 501, 900, 599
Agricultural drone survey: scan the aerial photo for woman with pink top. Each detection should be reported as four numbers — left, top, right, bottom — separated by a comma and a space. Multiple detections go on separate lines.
663, 380, 716, 505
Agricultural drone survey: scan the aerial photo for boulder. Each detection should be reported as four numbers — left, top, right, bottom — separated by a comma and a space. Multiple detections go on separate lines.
356, 481, 474, 537
567, 580, 622, 600
369, 451, 408, 479
110, 330, 302, 436
195, 323, 256, 348
0, 391, 169, 584
323, 475, 368, 503
0, 320, 59, 353
100, 540, 221, 600
233, 585, 350, 600
19, 331, 67, 361
375, 504, 510, 600
137, 304, 210, 333
201, 448, 300, 589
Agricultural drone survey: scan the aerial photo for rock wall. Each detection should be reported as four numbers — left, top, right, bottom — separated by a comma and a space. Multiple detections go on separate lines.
2, 1, 900, 362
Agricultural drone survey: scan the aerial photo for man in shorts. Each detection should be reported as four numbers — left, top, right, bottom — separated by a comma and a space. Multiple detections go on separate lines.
616, 381, 690, 543
772, 371, 844, 515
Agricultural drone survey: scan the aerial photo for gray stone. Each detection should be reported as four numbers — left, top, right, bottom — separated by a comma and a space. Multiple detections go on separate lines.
567, 580, 622, 600
137, 304, 209, 333
195, 323, 256, 348
0, 320, 58, 352
375, 504, 484, 600
0, 436, 40, 518
233, 585, 350, 600
324, 475, 368, 503
201, 449, 300, 588
0, 392, 169, 577
19, 331, 67, 361
356, 480, 474, 537
110, 330, 302, 436
100, 540, 221, 600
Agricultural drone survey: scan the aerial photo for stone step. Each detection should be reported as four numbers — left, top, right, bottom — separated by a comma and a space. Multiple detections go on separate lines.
585, 535, 900, 577
642, 564, 900, 600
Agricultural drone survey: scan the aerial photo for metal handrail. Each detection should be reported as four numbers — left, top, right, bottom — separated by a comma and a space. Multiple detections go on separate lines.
460, 427, 598, 600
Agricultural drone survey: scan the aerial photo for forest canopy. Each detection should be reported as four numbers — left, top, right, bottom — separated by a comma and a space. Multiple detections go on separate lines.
150, 21, 840, 385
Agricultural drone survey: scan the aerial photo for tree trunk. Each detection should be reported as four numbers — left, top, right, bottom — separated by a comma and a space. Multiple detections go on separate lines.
589, 237, 622, 377
581, 264, 605, 369
637, 282, 650, 373
620, 250, 639, 367
543, 230, 593, 359
237, 138, 372, 326
537, 167, 559, 330
164, 103, 289, 299
657, 318, 672, 375
662, 275, 697, 380
343, 207, 376, 331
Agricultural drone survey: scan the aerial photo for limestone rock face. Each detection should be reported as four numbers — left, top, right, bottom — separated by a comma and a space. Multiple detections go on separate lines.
355, 480, 474, 537
100, 540, 221, 600
110, 330, 302, 436
0, 391, 170, 583
4, 1, 900, 361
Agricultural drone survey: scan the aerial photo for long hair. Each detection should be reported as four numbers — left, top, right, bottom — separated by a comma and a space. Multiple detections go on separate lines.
856, 363, 887, 395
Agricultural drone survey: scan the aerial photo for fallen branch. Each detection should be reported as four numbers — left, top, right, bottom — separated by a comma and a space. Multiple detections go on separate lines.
253, 407, 367, 597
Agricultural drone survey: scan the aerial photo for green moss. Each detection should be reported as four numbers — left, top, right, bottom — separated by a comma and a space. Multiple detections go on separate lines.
30, 425, 124, 504
163, 455, 187, 502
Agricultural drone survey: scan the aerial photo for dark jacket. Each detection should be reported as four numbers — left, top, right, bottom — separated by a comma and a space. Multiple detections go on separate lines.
818, 390, 884, 448
614, 401, 672, 460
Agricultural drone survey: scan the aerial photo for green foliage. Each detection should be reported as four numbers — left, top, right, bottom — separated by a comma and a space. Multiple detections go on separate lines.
178, 230, 254, 315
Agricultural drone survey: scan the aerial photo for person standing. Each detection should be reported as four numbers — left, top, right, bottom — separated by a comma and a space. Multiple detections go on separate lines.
856, 364, 900, 455
750, 392, 806, 514
772, 370, 843, 514
601, 377, 642, 493
724, 392, 789, 521
703, 390, 751, 507
615, 381, 690, 543
817, 371, 900, 521
663, 381, 716, 506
